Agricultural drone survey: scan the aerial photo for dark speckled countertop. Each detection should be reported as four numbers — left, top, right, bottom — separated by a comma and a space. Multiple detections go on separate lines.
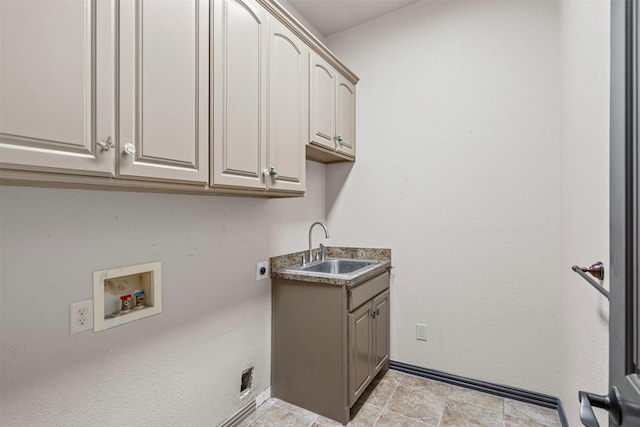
270, 247, 391, 287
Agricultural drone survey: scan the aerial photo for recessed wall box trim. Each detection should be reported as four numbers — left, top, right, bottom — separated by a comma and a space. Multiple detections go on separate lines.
93, 261, 162, 332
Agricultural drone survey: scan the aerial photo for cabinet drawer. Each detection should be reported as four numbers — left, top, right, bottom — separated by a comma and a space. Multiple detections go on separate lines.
348, 272, 389, 311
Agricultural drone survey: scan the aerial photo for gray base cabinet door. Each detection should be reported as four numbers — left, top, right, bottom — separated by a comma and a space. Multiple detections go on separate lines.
348, 289, 391, 406
349, 302, 373, 406
373, 290, 390, 372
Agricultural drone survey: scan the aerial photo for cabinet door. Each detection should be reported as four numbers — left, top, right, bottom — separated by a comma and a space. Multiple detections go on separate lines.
336, 75, 356, 158
0, 0, 114, 175
348, 302, 373, 406
267, 19, 307, 193
212, 0, 267, 190
309, 54, 336, 151
372, 290, 390, 374
118, 0, 208, 183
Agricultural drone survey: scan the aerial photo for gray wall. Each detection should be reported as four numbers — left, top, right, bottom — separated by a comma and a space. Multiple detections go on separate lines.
0, 161, 326, 426
559, 0, 610, 424
324, 0, 563, 395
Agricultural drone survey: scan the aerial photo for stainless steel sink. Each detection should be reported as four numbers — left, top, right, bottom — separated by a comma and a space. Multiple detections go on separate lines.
280, 258, 380, 279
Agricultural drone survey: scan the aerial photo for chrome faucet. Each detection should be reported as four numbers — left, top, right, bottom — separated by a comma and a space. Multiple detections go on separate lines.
308, 221, 330, 263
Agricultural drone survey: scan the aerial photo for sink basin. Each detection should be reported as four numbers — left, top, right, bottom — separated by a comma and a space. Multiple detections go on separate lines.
280, 258, 381, 279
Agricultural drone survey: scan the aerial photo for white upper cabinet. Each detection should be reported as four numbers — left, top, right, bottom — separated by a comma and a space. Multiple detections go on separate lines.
211, 0, 268, 190
267, 18, 308, 193
212, 0, 306, 194
0, 0, 114, 175
0, 0, 208, 184
309, 54, 336, 152
336, 75, 356, 158
117, 0, 209, 183
309, 52, 356, 160
0, 0, 355, 194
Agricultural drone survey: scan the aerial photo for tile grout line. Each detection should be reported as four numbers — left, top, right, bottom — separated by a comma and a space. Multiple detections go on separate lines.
503, 398, 507, 427
371, 371, 399, 426
370, 404, 385, 427
307, 414, 319, 427
381, 407, 431, 426
436, 383, 453, 427
381, 376, 400, 408
370, 393, 393, 426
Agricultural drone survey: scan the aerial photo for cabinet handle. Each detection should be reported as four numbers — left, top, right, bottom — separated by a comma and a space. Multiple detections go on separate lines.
123, 143, 136, 155
269, 167, 278, 177
334, 135, 343, 144
96, 136, 114, 152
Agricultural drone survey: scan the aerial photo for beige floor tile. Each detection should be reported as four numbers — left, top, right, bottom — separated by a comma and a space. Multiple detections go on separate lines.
365, 379, 399, 407
246, 375, 563, 427
446, 386, 504, 415
439, 400, 503, 427
399, 374, 451, 397
314, 415, 344, 427
381, 369, 405, 384
349, 403, 384, 427
386, 384, 448, 425
505, 415, 555, 427
274, 399, 320, 418
504, 400, 561, 427
375, 409, 432, 427
314, 403, 382, 426
246, 403, 317, 427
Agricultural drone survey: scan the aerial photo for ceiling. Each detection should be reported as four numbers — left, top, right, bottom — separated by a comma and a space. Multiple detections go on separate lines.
286, 0, 422, 37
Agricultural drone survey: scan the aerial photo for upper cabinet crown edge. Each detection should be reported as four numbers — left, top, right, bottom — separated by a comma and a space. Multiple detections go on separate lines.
258, 0, 359, 85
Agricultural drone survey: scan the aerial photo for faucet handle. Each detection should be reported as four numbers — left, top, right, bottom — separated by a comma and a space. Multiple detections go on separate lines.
319, 243, 326, 261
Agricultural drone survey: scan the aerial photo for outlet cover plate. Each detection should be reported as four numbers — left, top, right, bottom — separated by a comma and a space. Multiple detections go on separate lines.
70, 299, 94, 334
416, 323, 427, 341
256, 261, 269, 281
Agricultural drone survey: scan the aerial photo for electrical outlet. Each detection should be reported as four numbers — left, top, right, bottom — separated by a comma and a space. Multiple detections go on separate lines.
70, 299, 94, 335
256, 261, 269, 281
416, 323, 427, 341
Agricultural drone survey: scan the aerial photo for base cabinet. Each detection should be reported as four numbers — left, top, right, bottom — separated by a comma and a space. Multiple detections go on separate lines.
272, 272, 390, 425
348, 289, 389, 406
